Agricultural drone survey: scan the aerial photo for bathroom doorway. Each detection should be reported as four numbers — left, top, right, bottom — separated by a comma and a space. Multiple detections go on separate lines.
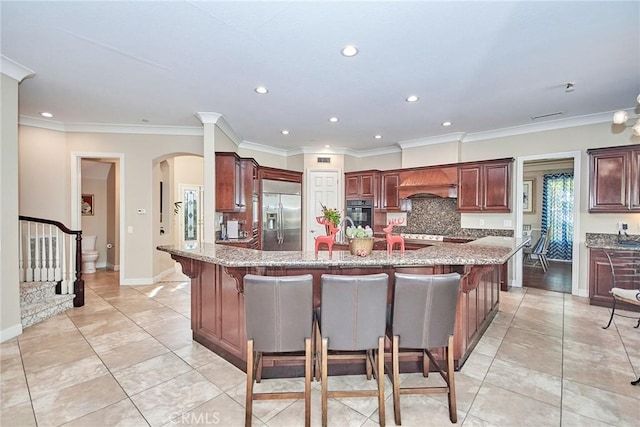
72, 153, 124, 283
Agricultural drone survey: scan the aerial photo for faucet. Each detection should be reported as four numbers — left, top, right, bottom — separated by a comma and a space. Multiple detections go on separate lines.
344, 216, 355, 228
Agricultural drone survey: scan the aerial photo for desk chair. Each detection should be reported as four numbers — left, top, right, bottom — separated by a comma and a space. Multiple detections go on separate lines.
388, 272, 461, 424
318, 273, 388, 427
600, 250, 640, 386
524, 227, 552, 273
244, 274, 314, 426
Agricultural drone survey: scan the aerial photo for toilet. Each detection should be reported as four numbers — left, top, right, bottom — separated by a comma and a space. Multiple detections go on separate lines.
81, 235, 99, 274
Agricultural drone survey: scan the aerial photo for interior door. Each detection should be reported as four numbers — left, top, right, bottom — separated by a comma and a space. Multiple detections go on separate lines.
306, 170, 340, 251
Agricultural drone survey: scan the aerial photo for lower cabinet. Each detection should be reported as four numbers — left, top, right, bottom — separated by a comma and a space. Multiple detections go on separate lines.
589, 248, 640, 309
179, 259, 247, 370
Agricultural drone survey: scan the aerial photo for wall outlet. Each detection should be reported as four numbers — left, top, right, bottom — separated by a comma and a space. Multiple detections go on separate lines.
478, 219, 485, 227
503, 220, 512, 227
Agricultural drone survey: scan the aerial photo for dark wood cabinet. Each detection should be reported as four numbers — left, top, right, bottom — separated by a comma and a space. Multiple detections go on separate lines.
215, 153, 244, 212
345, 171, 377, 199
589, 248, 640, 309
588, 144, 640, 212
457, 159, 512, 212
380, 172, 400, 211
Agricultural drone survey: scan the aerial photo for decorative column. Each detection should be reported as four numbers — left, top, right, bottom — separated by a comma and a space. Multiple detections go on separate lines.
195, 112, 221, 244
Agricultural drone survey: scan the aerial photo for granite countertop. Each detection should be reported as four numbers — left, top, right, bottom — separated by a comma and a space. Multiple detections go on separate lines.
158, 236, 530, 268
585, 233, 640, 251
215, 237, 254, 244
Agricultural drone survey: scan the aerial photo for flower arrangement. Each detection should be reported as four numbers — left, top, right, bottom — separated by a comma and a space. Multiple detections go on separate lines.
320, 202, 341, 228
345, 225, 374, 239
345, 225, 374, 256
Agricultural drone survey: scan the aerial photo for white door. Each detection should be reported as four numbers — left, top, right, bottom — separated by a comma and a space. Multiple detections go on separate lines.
306, 170, 341, 251
178, 184, 204, 248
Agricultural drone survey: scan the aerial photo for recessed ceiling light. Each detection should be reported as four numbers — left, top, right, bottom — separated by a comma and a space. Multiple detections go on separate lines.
442, 121, 452, 127
329, 117, 339, 123
374, 135, 382, 139
40, 112, 53, 118
281, 130, 289, 135
255, 86, 269, 94
341, 45, 358, 57
405, 95, 419, 103
325, 145, 331, 148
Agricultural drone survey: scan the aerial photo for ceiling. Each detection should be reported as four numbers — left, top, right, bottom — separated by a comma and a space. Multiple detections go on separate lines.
2, 1, 639, 153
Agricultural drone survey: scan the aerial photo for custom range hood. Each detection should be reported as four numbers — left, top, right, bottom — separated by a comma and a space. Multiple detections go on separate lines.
397, 166, 458, 198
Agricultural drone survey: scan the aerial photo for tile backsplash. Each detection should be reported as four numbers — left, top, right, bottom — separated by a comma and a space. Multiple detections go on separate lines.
396, 198, 513, 238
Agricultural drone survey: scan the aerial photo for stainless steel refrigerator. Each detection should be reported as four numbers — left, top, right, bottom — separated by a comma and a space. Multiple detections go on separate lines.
261, 179, 302, 251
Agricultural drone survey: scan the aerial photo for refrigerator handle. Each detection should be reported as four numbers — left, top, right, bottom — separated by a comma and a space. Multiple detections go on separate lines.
278, 203, 284, 244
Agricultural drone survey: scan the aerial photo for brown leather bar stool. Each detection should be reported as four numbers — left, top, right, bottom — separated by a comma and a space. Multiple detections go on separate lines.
388, 272, 461, 424
243, 274, 314, 427
318, 273, 389, 427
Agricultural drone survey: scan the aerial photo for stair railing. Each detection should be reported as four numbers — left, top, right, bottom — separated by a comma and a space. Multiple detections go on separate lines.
18, 216, 84, 307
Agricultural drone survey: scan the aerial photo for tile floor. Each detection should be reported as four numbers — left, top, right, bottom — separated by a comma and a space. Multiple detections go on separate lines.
1, 270, 638, 426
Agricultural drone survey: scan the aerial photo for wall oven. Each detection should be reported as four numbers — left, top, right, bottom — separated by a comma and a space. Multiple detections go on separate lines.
345, 199, 374, 228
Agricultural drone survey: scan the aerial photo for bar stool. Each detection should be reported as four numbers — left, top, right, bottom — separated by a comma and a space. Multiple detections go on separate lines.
243, 274, 314, 427
318, 273, 389, 427
388, 272, 461, 424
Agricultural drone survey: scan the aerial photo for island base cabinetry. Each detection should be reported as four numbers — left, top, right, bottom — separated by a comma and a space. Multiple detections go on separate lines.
173, 255, 501, 377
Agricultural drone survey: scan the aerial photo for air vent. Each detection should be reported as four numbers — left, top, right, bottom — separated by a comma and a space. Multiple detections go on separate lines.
317, 157, 331, 164
531, 111, 564, 121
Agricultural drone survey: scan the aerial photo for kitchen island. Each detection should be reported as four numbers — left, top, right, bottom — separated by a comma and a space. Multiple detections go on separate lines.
157, 236, 528, 376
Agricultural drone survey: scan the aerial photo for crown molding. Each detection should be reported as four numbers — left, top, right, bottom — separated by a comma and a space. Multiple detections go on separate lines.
195, 112, 222, 124
462, 111, 615, 143
343, 145, 402, 158
397, 132, 466, 149
239, 140, 289, 156
18, 109, 622, 155
0, 55, 34, 82
19, 116, 203, 135
215, 116, 243, 147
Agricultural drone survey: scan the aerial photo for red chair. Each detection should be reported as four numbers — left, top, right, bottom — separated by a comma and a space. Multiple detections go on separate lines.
383, 218, 405, 256
315, 216, 339, 258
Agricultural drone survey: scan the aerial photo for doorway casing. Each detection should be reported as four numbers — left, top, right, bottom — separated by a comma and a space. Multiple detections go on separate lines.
514, 151, 581, 296
71, 152, 125, 285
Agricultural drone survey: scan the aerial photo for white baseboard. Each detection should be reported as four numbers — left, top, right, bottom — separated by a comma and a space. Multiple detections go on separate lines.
1, 323, 23, 343
106, 263, 120, 271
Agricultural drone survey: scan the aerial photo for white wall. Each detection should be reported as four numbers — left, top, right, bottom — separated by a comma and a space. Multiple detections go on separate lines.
18, 126, 69, 222
1, 73, 22, 341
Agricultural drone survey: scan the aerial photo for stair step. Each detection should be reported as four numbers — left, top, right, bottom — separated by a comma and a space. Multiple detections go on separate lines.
20, 281, 57, 305
21, 294, 75, 329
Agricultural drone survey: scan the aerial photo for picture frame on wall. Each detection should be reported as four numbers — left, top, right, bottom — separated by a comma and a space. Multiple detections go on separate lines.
82, 194, 94, 216
523, 179, 535, 213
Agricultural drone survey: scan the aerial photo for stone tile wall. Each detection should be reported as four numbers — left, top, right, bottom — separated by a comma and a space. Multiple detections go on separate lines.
397, 198, 513, 238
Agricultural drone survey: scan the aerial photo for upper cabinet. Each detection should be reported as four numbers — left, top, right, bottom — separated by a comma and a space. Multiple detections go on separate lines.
380, 172, 401, 211
588, 144, 640, 213
216, 152, 247, 212
345, 171, 377, 199
457, 159, 512, 213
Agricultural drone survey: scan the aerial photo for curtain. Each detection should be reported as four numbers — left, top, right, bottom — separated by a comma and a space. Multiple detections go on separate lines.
541, 172, 574, 260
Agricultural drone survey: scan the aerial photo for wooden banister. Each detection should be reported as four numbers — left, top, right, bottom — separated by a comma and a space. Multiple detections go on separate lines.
18, 216, 84, 307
